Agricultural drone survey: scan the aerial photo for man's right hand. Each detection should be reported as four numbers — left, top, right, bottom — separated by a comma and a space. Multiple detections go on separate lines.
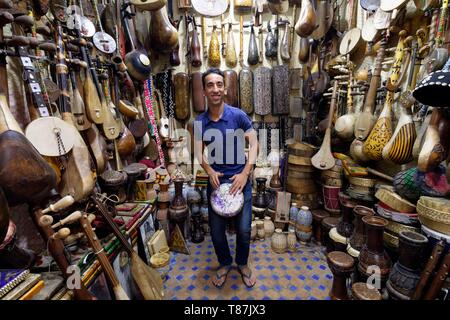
208, 169, 223, 189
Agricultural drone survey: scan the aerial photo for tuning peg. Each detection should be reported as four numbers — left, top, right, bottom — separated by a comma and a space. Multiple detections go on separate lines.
51, 211, 83, 229
334, 75, 349, 80
42, 195, 75, 214
38, 42, 57, 53
0, 11, 14, 28
50, 227, 71, 240
38, 214, 54, 227
5, 35, 30, 47
13, 14, 34, 28
64, 232, 85, 244
0, 0, 13, 9
66, 58, 87, 69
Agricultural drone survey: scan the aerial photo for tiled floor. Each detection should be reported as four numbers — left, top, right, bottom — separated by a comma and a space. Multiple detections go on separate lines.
163, 234, 333, 300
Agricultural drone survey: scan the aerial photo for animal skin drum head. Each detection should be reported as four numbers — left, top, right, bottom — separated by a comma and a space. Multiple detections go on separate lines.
210, 183, 244, 217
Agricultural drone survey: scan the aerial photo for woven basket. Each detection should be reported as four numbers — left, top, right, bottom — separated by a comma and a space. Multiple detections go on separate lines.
417, 199, 450, 225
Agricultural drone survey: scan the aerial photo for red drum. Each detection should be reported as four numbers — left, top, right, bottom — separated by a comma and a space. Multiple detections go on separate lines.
323, 185, 341, 213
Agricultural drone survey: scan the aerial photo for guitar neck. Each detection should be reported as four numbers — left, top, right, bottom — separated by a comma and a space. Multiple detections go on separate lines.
54, 23, 72, 114
16, 46, 50, 118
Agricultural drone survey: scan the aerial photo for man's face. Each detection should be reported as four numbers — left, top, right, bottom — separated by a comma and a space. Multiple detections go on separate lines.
203, 73, 226, 106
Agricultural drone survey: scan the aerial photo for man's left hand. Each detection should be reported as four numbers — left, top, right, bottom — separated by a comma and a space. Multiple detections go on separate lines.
229, 173, 248, 195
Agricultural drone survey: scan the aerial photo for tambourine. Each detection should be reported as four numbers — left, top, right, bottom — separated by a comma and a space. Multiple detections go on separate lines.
210, 183, 244, 218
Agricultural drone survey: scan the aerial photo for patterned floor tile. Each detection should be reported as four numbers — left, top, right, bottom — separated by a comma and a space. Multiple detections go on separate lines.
164, 235, 332, 300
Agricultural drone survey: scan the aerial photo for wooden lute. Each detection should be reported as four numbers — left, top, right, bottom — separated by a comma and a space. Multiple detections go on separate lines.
311, 81, 338, 171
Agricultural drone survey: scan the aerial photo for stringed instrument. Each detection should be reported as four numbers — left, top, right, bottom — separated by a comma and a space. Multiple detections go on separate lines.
280, 20, 290, 61
363, 30, 412, 161
311, 0, 333, 40
334, 60, 356, 140
353, 34, 387, 141
247, 24, 259, 65
225, 22, 237, 68
311, 81, 338, 171
424, 0, 449, 74
167, 2, 181, 66
418, 108, 448, 172
149, 5, 179, 53
122, 4, 151, 81
382, 92, 417, 164
239, 68, 253, 114
0, 18, 56, 206
54, 22, 96, 202
208, 24, 221, 66
191, 71, 205, 113
224, 69, 238, 107
295, 0, 316, 38
190, 17, 202, 67
298, 36, 310, 63
265, 20, 277, 60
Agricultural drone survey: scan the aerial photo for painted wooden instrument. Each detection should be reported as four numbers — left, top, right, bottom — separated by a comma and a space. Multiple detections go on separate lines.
311, 81, 338, 171
30, 208, 94, 300
225, 22, 237, 68
238, 15, 244, 66
239, 68, 253, 114
280, 21, 290, 61
418, 108, 447, 172
353, 34, 386, 141
295, 0, 316, 38
382, 92, 416, 164
253, 66, 272, 116
247, 24, 259, 65
208, 24, 221, 66
424, 0, 449, 74
191, 71, 205, 113
79, 213, 130, 300
272, 65, 289, 115
55, 22, 95, 202
224, 69, 238, 107
174, 72, 191, 121
363, 30, 411, 160
149, 6, 179, 53
190, 17, 202, 67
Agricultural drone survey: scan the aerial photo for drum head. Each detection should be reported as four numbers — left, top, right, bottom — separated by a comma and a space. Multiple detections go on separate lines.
25, 117, 75, 156
210, 183, 244, 217
340, 28, 362, 55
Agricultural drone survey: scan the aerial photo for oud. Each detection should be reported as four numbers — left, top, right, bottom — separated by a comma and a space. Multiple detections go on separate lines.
295, 0, 316, 38
149, 5, 179, 53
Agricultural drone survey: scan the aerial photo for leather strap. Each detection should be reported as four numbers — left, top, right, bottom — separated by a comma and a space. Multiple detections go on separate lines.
143, 78, 165, 167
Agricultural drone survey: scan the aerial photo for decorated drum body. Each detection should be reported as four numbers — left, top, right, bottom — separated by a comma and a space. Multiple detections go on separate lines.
210, 183, 244, 217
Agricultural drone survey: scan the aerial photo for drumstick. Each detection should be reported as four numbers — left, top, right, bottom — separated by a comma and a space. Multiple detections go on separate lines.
50, 228, 71, 240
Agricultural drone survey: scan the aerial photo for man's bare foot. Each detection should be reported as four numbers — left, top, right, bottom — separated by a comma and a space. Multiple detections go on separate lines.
212, 265, 231, 288
238, 265, 256, 288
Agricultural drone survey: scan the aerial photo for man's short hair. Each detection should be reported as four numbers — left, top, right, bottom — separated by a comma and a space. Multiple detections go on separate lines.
202, 68, 224, 89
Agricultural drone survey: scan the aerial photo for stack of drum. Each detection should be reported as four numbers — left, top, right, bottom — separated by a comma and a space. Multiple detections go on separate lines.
286, 142, 319, 209
321, 159, 343, 215
374, 185, 420, 253
346, 176, 378, 203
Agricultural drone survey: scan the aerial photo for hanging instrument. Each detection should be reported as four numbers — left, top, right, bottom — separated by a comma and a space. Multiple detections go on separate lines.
363, 30, 412, 161
334, 60, 356, 140
191, 0, 229, 17
311, 81, 338, 171
225, 22, 237, 68
265, 20, 277, 60
353, 34, 387, 141
295, 0, 316, 38
208, 23, 221, 66
190, 16, 202, 67
149, 5, 179, 53
311, 0, 333, 40
280, 19, 290, 62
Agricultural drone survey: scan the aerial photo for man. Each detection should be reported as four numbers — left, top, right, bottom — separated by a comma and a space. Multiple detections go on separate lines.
194, 68, 258, 288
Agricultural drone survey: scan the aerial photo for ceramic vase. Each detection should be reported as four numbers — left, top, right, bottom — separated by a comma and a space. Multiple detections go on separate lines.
256, 220, 265, 241
264, 216, 275, 237
271, 228, 287, 253
287, 230, 297, 251
251, 221, 257, 241
296, 206, 313, 242
289, 203, 299, 232
349, 206, 374, 254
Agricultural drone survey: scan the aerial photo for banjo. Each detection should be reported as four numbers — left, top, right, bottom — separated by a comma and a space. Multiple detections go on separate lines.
191, 0, 229, 17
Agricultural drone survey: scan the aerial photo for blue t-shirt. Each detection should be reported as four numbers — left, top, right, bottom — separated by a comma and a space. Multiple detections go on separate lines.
195, 104, 253, 178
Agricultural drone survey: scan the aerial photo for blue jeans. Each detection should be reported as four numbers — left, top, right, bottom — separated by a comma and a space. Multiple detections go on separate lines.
207, 177, 252, 266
